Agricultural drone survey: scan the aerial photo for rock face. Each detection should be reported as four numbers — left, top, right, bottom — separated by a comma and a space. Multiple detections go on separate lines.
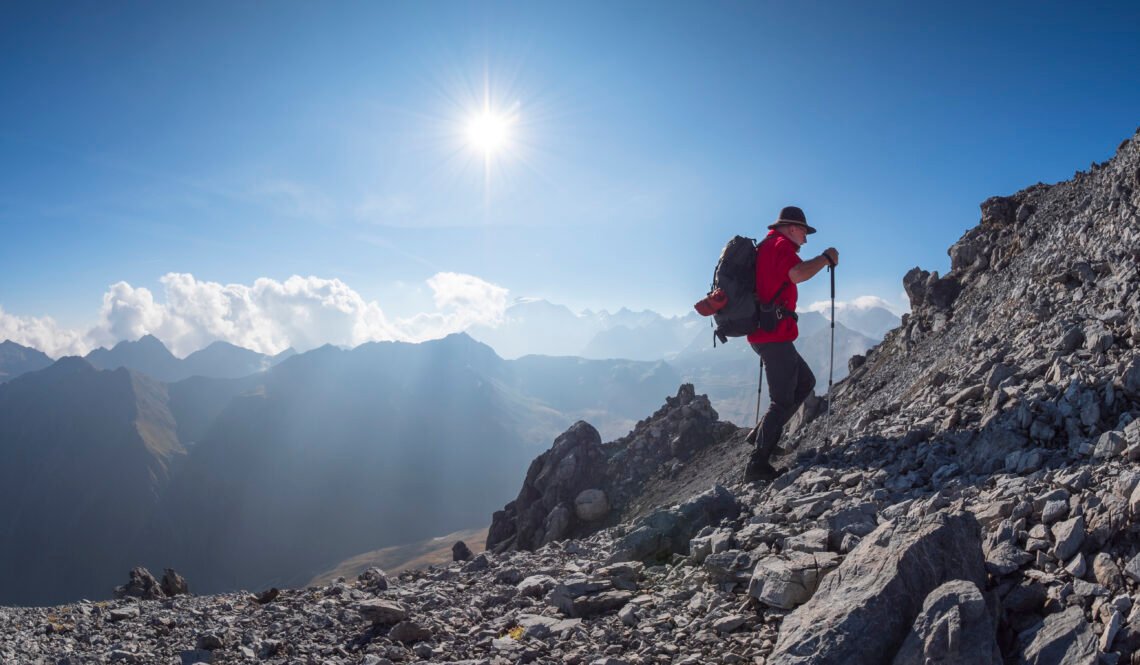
1016, 606, 1097, 664
769, 512, 986, 664
486, 420, 609, 551
892, 580, 1001, 665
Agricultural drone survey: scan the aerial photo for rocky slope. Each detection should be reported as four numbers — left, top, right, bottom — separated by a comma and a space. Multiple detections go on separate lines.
4, 128, 1140, 664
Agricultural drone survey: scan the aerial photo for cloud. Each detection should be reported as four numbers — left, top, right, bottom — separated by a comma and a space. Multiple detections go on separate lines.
0, 272, 511, 358
0, 306, 88, 358
806, 294, 905, 315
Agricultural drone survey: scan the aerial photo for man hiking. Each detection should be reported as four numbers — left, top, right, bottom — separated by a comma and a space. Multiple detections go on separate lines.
744, 205, 839, 483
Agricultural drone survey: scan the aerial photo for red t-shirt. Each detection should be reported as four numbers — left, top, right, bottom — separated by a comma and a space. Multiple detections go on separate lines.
747, 229, 801, 344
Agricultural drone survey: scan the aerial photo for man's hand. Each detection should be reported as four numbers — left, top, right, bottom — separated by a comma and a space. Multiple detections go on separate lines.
789, 248, 840, 283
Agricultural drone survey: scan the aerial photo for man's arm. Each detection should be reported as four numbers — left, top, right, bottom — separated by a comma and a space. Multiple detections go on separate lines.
788, 248, 839, 284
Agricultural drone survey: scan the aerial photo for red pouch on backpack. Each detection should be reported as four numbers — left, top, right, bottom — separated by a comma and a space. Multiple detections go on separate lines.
693, 288, 728, 316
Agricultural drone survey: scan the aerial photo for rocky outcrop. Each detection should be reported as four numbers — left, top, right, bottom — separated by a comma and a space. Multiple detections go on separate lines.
488, 384, 730, 553
486, 420, 608, 552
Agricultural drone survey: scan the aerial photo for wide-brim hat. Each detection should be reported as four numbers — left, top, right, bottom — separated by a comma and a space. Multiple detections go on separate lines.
768, 205, 817, 234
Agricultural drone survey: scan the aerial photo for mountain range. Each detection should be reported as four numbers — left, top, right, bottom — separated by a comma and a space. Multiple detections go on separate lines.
0, 333, 683, 605
84, 334, 296, 382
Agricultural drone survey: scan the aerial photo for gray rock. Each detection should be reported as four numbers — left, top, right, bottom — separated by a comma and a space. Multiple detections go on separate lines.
769, 512, 986, 665
1092, 552, 1124, 591
1016, 606, 1096, 665
388, 620, 431, 643
1093, 431, 1126, 459
748, 552, 840, 610
704, 550, 756, 584
1124, 553, 1140, 584
570, 590, 633, 618
1051, 516, 1086, 562
517, 574, 556, 598
712, 614, 749, 633
892, 580, 1001, 665
109, 605, 140, 622
784, 528, 830, 553
195, 633, 224, 650
357, 567, 389, 591
574, 489, 610, 522
355, 599, 408, 625
542, 504, 572, 545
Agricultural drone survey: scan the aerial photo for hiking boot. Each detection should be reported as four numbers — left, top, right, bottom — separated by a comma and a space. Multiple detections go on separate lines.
743, 457, 781, 484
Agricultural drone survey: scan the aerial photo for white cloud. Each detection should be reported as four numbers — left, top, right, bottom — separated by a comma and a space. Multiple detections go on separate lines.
0, 306, 89, 358
0, 272, 511, 358
806, 294, 905, 316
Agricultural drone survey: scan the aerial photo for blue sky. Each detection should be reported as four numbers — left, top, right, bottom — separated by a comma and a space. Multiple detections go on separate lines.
1, 1, 1138, 355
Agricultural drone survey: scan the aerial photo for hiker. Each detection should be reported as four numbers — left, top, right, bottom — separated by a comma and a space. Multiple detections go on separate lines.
744, 206, 839, 483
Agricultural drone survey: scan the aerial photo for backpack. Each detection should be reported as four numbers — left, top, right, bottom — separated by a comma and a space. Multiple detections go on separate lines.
694, 235, 794, 345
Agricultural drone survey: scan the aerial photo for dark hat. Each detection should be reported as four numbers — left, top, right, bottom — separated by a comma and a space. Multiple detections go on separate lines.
768, 205, 817, 234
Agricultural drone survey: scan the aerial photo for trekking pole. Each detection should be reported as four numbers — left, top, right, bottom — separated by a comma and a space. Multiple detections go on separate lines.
827, 264, 836, 444
754, 357, 764, 428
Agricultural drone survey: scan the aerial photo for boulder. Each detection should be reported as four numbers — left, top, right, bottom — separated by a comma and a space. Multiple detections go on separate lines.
113, 567, 165, 600
161, 568, 189, 597
574, 489, 610, 522
768, 512, 986, 665
355, 599, 408, 625
1050, 516, 1085, 562
748, 552, 840, 610
1015, 606, 1096, 665
452, 541, 473, 562
388, 620, 431, 643
892, 580, 1001, 665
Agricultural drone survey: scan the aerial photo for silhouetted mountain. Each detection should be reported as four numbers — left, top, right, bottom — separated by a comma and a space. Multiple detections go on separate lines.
181, 341, 291, 379
83, 335, 293, 383
0, 358, 185, 605
0, 340, 52, 383
85, 335, 184, 381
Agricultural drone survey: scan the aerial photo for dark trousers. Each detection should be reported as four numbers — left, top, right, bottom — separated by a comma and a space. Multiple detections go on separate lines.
750, 341, 815, 465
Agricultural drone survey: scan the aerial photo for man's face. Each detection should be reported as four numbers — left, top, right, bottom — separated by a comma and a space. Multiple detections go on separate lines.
784, 224, 807, 247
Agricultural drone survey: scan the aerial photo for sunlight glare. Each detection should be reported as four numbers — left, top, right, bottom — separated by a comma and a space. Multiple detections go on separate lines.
466, 109, 514, 156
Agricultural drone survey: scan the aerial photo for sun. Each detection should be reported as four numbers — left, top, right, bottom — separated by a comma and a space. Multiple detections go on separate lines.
465, 108, 515, 156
